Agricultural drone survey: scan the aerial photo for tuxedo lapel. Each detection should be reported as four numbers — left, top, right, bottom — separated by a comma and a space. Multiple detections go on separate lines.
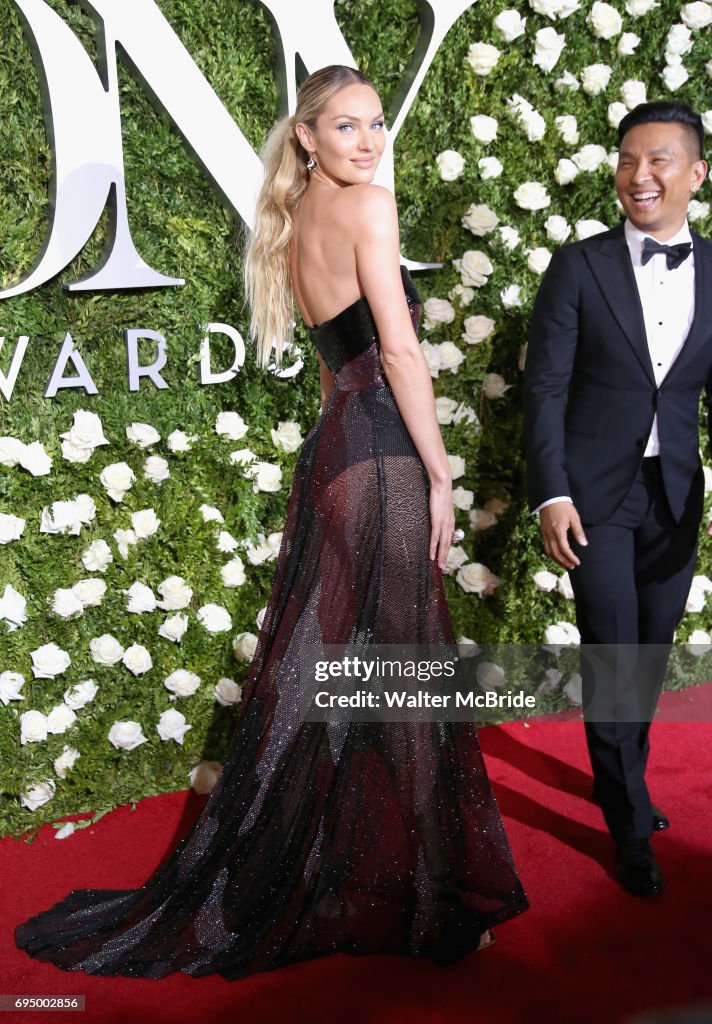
583, 224, 656, 385
664, 231, 712, 382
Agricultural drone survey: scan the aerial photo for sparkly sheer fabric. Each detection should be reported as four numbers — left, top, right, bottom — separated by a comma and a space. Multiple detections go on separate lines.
15, 265, 528, 980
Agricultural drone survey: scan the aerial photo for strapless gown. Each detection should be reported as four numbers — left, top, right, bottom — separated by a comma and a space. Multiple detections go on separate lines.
15, 265, 528, 979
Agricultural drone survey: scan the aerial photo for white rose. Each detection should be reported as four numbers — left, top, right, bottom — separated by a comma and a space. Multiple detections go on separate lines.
81, 539, 113, 573
122, 643, 153, 675
545, 214, 571, 242
157, 708, 192, 744
555, 114, 579, 144
233, 631, 258, 662
477, 662, 506, 691
533, 27, 566, 73
0, 671, 25, 704
215, 411, 248, 441
189, 760, 222, 795
0, 436, 25, 466
157, 575, 193, 610
462, 315, 496, 345
621, 79, 647, 109
581, 63, 612, 96
448, 454, 466, 480
688, 199, 710, 222
90, 633, 125, 665
513, 181, 550, 210
466, 42, 501, 75
457, 636, 482, 656
499, 225, 521, 249
702, 111, 712, 135
662, 64, 689, 91
606, 150, 620, 172
143, 455, 169, 484
18, 440, 52, 476
527, 247, 553, 274
125, 581, 157, 613
564, 673, 583, 704
423, 297, 457, 330
470, 508, 498, 531
461, 204, 499, 237
131, 508, 161, 539
59, 410, 109, 454
575, 218, 609, 239
54, 745, 81, 779
453, 400, 479, 426
230, 448, 257, 468
198, 603, 233, 633
456, 562, 500, 596
554, 158, 579, 185
158, 613, 189, 642
221, 556, 247, 588
685, 629, 712, 655
444, 546, 469, 575
483, 373, 512, 399
534, 570, 558, 591
72, 578, 106, 608
270, 420, 303, 454
686, 581, 708, 613
61, 438, 92, 463
555, 70, 580, 90
247, 461, 282, 493
508, 95, 547, 141
214, 677, 243, 706
20, 709, 49, 744
454, 250, 493, 287
625, 0, 658, 13
199, 504, 224, 523
530, 0, 580, 19
100, 461, 135, 501
126, 422, 160, 448
0, 584, 27, 631
31, 642, 71, 679
543, 620, 581, 652
501, 284, 523, 308
114, 528, 138, 558
495, 8, 527, 40
572, 144, 608, 172
217, 531, 239, 553
52, 588, 84, 620
538, 668, 563, 694
243, 534, 273, 565
166, 429, 196, 452
478, 156, 504, 179
63, 679, 98, 710
108, 720, 148, 750
666, 22, 693, 54
438, 342, 465, 373
607, 102, 628, 128
470, 114, 498, 143
448, 283, 476, 306
707, 59, 712, 77
164, 668, 201, 698
485, 496, 509, 516
46, 703, 77, 734
435, 149, 465, 181
680, 0, 712, 26
588, 1, 622, 38
617, 31, 640, 54
452, 486, 473, 511
557, 572, 575, 599
21, 779, 56, 810
435, 397, 459, 424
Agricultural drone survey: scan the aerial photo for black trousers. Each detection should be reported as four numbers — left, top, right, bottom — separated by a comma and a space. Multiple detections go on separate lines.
568, 457, 701, 841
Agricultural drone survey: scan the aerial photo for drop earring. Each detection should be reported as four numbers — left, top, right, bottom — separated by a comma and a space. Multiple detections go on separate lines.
306, 153, 317, 171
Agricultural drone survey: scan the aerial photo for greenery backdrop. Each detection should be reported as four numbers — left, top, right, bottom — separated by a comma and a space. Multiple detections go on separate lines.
1, 0, 711, 839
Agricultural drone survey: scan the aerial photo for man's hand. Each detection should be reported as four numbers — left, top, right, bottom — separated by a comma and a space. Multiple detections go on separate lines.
539, 501, 588, 570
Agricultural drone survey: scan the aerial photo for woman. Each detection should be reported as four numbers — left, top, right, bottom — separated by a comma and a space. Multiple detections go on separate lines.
15, 65, 527, 980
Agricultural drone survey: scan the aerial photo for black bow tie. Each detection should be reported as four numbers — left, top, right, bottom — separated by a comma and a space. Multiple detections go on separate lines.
641, 236, 692, 270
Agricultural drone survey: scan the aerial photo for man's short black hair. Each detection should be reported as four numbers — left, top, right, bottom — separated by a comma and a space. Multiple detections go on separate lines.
617, 100, 704, 160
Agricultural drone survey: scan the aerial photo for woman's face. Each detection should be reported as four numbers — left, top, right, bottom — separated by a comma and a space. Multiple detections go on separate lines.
298, 82, 386, 188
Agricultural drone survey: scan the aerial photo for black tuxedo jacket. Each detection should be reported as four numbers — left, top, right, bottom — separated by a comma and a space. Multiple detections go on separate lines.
523, 221, 712, 525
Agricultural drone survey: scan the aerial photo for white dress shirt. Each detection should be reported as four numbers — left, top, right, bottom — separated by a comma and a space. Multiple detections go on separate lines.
534, 218, 696, 515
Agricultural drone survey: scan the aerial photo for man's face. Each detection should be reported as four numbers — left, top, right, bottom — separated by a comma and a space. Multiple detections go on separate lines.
615, 121, 707, 239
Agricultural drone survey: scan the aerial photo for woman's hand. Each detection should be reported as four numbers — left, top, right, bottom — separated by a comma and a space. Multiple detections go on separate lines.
429, 477, 455, 571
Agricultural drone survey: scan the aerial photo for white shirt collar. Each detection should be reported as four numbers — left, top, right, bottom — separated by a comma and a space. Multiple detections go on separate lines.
624, 218, 693, 267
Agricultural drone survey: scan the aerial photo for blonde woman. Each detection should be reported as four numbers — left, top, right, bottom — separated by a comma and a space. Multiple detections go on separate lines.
16, 65, 527, 980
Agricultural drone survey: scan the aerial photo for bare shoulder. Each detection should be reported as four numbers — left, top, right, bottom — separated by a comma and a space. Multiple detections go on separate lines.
334, 184, 397, 227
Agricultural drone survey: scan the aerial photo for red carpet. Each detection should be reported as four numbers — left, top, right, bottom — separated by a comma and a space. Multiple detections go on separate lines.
4, 685, 712, 1024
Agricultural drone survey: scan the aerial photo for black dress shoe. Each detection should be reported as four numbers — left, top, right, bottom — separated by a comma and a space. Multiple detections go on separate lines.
591, 791, 670, 832
615, 838, 665, 897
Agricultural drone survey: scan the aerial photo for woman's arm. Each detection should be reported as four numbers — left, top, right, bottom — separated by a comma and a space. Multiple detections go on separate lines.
349, 184, 454, 569
317, 351, 335, 413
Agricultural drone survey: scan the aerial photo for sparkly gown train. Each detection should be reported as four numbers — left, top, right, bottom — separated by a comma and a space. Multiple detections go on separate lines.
15, 265, 528, 979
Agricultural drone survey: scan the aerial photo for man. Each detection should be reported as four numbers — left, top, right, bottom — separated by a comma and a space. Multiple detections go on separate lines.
523, 101, 711, 896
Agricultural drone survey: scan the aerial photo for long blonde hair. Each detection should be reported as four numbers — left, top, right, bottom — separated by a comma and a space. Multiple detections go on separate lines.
243, 64, 375, 368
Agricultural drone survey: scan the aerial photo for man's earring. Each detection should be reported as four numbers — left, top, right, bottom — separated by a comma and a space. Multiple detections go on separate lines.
306, 153, 317, 171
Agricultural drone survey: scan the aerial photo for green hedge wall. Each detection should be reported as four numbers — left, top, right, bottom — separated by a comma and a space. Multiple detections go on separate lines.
1, 0, 711, 839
